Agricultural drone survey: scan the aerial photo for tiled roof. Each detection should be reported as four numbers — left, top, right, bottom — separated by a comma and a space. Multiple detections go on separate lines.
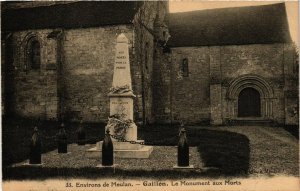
2, 1, 143, 31
167, 3, 292, 47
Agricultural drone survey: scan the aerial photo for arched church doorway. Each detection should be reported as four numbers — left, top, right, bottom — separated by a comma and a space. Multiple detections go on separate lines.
238, 87, 261, 117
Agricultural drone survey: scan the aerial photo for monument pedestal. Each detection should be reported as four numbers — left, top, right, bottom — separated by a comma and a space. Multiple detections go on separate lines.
86, 92, 153, 158
86, 92, 153, 159
86, 141, 153, 159
107, 92, 137, 141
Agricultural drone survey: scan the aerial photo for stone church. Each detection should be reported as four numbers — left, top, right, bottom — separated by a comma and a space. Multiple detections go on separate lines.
1, 1, 298, 126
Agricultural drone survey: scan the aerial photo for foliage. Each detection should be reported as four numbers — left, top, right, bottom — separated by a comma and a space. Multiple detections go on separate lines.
2, 118, 106, 166
106, 114, 133, 138
109, 85, 131, 94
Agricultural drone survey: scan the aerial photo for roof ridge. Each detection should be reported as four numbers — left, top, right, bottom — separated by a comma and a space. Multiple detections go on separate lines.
2, 1, 141, 31
169, 2, 286, 15
167, 2, 291, 47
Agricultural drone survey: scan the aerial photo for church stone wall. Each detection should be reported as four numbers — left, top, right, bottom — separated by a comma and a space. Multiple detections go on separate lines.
132, 9, 155, 123
7, 26, 136, 122
221, 44, 284, 79
155, 43, 297, 125
5, 2, 169, 124
4, 2, 297, 126
220, 43, 289, 124
283, 44, 299, 125
133, 1, 168, 124
152, 49, 172, 123
63, 25, 134, 122
9, 29, 58, 120
169, 47, 211, 124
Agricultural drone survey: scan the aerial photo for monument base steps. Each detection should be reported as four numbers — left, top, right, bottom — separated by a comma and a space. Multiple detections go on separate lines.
86, 141, 153, 158
96, 164, 118, 168
173, 165, 195, 169
96, 140, 144, 150
21, 163, 44, 167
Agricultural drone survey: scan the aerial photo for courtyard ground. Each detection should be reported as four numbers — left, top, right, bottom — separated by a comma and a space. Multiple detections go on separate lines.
2, 118, 299, 179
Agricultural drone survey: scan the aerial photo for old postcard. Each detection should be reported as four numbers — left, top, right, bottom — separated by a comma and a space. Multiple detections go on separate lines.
1, 0, 299, 191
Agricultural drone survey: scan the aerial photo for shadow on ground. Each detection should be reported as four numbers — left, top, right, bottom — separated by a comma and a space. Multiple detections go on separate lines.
283, 125, 299, 139
3, 166, 249, 180
3, 119, 250, 179
2, 116, 106, 167
142, 127, 250, 176
193, 129, 250, 176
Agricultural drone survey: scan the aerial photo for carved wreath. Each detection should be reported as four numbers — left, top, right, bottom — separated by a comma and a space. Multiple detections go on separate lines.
106, 114, 133, 138
109, 85, 131, 94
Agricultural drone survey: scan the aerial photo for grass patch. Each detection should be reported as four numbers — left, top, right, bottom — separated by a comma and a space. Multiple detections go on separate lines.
283, 125, 299, 139
5, 119, 297, 179
141, 126, 250, 176
194, 129, 250, 176
2, 117, 106, 166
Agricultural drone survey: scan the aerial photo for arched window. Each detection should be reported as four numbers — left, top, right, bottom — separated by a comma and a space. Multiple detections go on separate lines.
26, 37, 41, 70
182, 58, 189, 77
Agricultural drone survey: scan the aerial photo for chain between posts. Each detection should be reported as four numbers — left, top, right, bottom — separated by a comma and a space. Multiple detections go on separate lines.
42, 133, 148, 145
110, 134, 146, 145
110, 133, 179, 146
40, 129, 180, 145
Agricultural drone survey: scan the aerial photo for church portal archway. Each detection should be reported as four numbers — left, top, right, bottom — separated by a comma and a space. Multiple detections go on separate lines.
238, 87, 261, 117
227, 74, 274, 119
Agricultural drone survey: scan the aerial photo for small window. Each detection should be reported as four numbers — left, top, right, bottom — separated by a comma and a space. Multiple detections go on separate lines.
182, 58, 189, 77
26, 37, 41, 70
163, 31, 166, 38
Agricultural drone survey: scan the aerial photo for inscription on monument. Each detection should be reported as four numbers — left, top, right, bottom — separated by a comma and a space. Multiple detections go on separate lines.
110, 98, 133, 120
112, 34, 132, 89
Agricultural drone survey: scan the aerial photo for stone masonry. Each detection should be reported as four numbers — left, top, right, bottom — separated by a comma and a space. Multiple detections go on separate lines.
2, 1, 169, 124
2, 2, 298, 126
153, 44, 298, 125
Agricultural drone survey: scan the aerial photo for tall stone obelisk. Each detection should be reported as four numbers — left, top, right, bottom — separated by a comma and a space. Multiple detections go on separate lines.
112, 33, 132, 90
86, 33, 153, 158
107, 33, 137, 141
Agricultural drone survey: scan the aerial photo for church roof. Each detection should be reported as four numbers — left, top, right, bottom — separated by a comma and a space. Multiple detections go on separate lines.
167, 3, 292, 47
2, 1, 142, 31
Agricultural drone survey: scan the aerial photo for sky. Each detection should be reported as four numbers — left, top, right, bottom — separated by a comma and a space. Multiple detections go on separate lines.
169, 1, 299, 45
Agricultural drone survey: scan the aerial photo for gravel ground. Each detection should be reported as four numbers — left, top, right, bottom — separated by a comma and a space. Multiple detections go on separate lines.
6, 125, 298, 179
13, 144, 203, 171
188, 126, 299, 176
